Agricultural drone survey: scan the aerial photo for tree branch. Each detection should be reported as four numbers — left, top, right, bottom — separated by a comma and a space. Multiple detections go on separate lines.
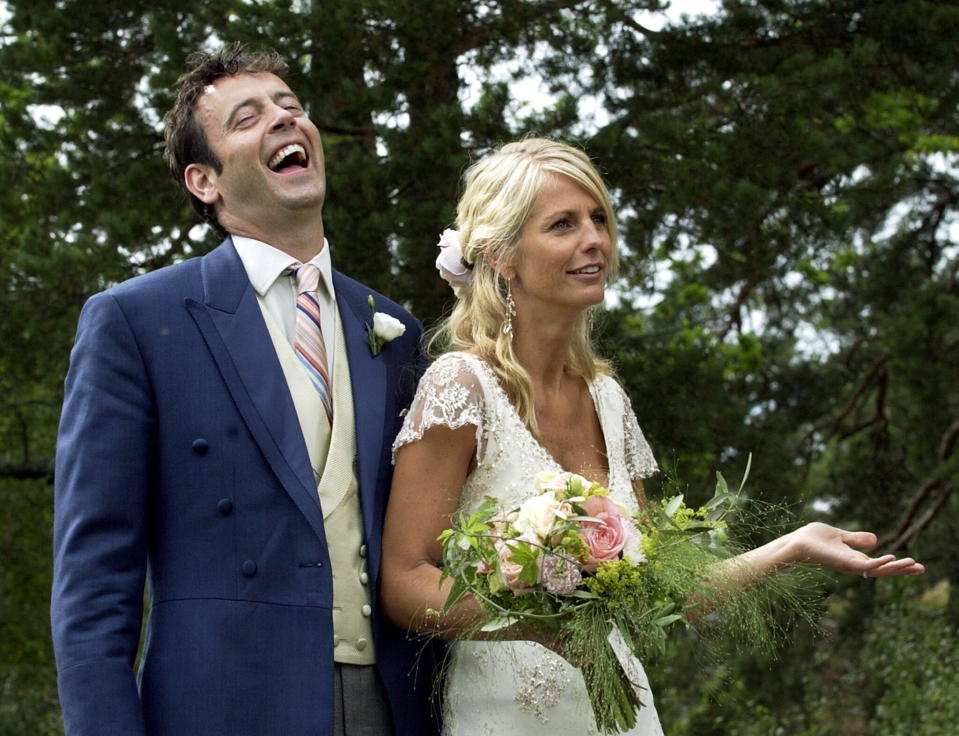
838, 365, 887, 439
597, 0, 664, 39
315, 123, 378, 138
885, 483, 952, 554
449, 0, 592, 57
873, 419, 959, 551
939, 419, 959, 459
715, 276, 759, 342
800, 353, 891, 445
0, 460, 54, 483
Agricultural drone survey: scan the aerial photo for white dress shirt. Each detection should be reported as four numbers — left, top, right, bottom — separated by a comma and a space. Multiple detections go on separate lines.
232, 235, 337, 377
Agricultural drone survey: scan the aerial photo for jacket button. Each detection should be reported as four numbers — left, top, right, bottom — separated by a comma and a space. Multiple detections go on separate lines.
241, 560, 257, 577
217, 499, 234, 516
192, 438, 209, 454
361, 604, 372, 618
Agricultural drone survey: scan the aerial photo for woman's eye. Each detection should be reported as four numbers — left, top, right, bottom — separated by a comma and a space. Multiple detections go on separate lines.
592, 213, 607, 226
550, 219, 571, 231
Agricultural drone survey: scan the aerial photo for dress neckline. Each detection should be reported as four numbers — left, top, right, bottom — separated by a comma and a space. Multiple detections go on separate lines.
456, 352, 611, 487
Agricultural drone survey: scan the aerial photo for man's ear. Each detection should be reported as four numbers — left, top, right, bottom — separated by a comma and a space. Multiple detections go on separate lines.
184, 163, 220, 205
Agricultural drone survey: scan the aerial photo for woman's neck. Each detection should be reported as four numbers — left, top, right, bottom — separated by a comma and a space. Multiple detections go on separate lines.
512, 313, 577, 392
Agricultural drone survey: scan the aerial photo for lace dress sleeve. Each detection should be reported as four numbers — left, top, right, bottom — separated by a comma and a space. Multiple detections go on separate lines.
613, 380, 659, 480
392, 353, 488, 462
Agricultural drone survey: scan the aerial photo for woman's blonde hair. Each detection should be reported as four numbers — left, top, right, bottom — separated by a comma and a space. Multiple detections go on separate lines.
431, 138, 619, 434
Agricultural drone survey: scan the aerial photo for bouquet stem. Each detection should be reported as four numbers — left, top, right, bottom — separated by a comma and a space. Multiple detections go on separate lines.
579, 634, 640, 734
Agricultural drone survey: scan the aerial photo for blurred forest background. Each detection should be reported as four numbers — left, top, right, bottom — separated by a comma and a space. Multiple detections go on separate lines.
1, 0, 957, 733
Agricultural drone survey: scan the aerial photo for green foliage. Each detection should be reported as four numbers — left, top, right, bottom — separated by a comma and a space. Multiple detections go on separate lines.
863, 580, 959, 736
651, 578, 958, 736
0, 478, 61, 735
2, 0, 957, 731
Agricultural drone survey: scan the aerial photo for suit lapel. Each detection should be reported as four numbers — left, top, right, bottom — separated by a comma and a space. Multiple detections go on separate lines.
333, 271, 387, 544
185, 239, 326, 544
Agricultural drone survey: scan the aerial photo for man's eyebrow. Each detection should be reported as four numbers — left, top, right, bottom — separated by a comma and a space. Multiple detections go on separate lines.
225, 97, 260, 129
273, 90, 301, 105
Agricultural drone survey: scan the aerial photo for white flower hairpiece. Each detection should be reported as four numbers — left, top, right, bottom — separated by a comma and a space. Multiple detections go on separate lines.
435, 228, 472, 296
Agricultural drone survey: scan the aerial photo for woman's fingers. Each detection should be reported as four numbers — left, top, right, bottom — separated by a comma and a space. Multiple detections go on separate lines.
800, 525, 925, 578
865, 557, 925, 577
839, 529, 878, 550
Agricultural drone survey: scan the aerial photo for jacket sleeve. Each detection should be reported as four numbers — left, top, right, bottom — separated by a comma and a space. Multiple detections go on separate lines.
51, 291, 153, 735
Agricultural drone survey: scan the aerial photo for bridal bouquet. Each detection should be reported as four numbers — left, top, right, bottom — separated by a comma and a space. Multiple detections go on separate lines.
437, 460, 812, 734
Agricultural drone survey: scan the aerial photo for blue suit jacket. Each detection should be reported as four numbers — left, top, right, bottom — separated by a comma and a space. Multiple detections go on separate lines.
51, 239, 444, 735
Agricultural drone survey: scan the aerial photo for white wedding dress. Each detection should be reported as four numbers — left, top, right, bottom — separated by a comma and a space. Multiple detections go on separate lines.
394, 352, 665, 736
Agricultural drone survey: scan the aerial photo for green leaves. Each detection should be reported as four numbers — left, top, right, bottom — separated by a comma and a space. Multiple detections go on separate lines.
663, 494, 684, 518
2, 1, 957, 732
506, 542, 541, 588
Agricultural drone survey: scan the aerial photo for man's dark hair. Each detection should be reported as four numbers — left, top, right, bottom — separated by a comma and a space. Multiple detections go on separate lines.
163, 43, 290, 236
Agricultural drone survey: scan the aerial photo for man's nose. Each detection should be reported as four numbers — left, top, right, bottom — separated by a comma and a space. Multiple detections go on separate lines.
269, 105, 296, 131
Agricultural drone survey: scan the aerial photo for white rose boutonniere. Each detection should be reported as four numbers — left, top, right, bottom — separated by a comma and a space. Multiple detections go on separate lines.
366, 295, 406, 356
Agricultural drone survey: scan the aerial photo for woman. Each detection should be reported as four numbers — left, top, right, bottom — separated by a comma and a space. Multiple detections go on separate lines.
380, 138, 923, 735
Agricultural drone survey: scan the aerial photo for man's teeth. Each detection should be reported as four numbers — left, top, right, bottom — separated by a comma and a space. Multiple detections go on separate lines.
570, 265, 600, 274
268, 144, 306, 171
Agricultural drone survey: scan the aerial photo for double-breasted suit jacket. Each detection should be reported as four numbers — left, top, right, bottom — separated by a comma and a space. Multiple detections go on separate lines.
52, 238, 443, 735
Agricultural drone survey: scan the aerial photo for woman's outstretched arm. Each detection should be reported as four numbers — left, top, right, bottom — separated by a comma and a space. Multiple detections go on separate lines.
686, 522, 925, 617
723, 521, 924, 581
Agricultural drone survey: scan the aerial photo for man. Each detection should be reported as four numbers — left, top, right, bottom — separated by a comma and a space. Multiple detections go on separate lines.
51, 44, 442, 735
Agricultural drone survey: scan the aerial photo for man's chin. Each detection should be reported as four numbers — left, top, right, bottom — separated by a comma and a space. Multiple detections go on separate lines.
275, 183, 325, 209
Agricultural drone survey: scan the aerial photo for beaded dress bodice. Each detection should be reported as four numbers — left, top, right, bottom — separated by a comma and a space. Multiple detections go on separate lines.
393, 352, 664, 736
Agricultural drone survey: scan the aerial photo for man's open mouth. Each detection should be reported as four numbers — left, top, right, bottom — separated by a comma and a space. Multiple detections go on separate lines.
268, 143, 308, 172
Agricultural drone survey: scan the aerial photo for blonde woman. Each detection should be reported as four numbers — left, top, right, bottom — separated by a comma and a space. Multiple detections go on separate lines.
380, 138, 923, 735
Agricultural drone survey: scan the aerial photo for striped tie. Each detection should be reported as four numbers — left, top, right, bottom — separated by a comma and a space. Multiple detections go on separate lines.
293, 263, 333, 423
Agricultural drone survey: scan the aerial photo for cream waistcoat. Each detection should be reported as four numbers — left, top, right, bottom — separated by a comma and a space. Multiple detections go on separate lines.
259, 298, 375, 665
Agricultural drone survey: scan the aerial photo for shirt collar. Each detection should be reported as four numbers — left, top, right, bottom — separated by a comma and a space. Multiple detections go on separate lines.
232, 235, 335, 298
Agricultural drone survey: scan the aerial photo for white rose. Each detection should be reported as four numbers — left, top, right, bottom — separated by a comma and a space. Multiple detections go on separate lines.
533, 470, 590, 500
621, 522, 647, 565
372, 312, 406, 342
533, 471, 563, 493
513, 491, 563, 541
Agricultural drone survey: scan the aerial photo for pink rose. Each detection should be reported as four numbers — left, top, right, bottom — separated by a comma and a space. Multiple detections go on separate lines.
495, 537, 538, 596
579, 495, 634, 573
435, 228, 472, 295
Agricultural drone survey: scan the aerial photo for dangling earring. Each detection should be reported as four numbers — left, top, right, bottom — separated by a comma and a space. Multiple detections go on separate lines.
502, 278, 516, 337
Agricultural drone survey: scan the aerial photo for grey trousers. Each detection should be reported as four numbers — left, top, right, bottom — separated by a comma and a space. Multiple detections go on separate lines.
332, 663, 395, 736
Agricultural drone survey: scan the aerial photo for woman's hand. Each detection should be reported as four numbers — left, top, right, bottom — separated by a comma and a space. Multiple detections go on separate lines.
782, 522, 925, 578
